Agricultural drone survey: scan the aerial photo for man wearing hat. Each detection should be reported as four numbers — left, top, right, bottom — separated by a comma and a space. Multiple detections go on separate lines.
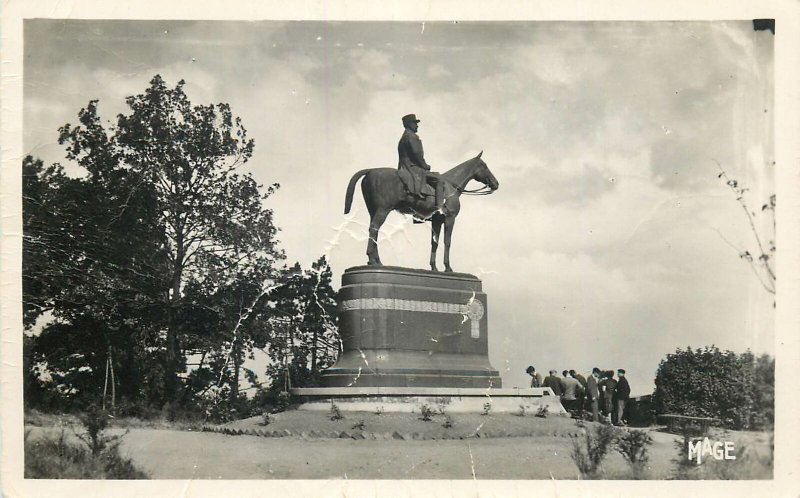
586, 368, 601, 422
398, 114, 445, 213
614, 368, 631, 426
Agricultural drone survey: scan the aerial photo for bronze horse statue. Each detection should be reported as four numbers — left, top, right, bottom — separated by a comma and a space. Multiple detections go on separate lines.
344, 152, 499, 272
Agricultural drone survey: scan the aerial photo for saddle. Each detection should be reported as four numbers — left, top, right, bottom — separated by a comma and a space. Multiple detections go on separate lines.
396, 169, 436, 223
397, 168, 435, 199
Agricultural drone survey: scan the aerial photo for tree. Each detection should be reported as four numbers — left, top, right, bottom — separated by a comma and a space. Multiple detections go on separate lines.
715, 160, 775, 295
23, 150, 170, 410
750, 353, 775, 428
653, 346, 773, 430
265, 256, 339, 393
26, 75, 282, 408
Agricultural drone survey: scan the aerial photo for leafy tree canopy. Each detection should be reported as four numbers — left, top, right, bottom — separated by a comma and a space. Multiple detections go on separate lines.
25, 75, 285, 409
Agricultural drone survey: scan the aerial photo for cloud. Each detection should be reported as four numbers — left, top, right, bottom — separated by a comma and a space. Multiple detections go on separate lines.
22, 20, 775, 395
426, 63, 450, 79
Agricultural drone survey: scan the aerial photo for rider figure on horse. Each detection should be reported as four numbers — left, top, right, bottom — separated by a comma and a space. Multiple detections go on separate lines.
397, 114, 445, 215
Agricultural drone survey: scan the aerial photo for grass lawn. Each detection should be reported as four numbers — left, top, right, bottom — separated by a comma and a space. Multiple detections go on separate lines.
23, 409, 773, 480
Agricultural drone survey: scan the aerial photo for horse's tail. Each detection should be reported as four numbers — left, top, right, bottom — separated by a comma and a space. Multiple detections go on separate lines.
344, 169, 371, 214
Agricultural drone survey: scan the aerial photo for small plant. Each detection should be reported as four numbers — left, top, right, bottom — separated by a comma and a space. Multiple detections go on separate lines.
616, 429, 653, 479
76, 405, 126, 457
419, 404, 434, 422
516, 404, 526, 417
482, 402, 492, 416
571, 422, 619, 479
670, 428, 773, 480
671, 427, 700, 479
374, 406, 384, 416
442, 416, 454, 429
535, 405, 549, 418
260, 412, 272, 426
274, 391, 292, 413
351, 419, 366, 431
329, 402, 344, 421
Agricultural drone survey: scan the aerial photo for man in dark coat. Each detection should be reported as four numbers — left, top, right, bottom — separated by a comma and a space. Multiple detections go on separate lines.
586, 368, 601, 422
398, 114, 444, 212
542, 369, 563, 397
614, 368, 631, 425
602, 370, 617, 422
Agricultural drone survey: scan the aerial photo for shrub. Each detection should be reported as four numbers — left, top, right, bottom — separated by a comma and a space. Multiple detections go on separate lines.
196, 385, 256, 424
616, 429, 653, 479
653, 347, 773, 430
535, 405, 549, 418
77, 405, 125, 456
419, 404, 434, 422
329, 402, 344, 421
670, 428, 772, 480
571, 422, 619, 479
671, 429, 699, 480
442, 416, 454, 429
482, 402, 492, 416
351, 420, 365, 431
25, 428, 147, 479
516, 405, 526, 417
374, 406, 384, 416
260, 412, 271, 426
273, 391, 293, 413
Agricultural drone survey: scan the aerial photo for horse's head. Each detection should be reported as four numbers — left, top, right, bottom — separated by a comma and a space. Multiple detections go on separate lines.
472, 151, 499, 191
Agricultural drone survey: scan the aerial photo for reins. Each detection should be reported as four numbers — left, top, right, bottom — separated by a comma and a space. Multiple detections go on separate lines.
437, 158, 497, 196
457, 185, 494, 195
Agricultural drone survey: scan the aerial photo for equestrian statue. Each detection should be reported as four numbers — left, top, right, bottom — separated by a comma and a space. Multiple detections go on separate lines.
344, 114, 499, 272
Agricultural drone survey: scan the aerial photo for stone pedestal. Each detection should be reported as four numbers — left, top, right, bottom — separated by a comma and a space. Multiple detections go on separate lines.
292, 387, 566, 415
320, 266, 501, 388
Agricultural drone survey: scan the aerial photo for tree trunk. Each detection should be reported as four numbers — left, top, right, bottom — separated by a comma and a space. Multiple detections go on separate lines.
311, 328, 318, 374
231, 352, 240, 398
165, 244, 184, 403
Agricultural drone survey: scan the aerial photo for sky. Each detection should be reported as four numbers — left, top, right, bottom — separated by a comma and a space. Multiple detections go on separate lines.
24, 20, 775, 395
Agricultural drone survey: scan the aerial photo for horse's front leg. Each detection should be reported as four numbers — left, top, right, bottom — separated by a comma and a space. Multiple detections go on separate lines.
430, 214, 444, 271
443, 215, 456, 272
367, 209, 389, 265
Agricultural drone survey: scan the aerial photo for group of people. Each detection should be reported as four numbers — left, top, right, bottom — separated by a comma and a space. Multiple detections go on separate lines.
525, 366, 631, 425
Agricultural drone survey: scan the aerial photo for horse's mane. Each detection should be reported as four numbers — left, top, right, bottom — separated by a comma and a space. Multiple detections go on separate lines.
442, 155, 483, 184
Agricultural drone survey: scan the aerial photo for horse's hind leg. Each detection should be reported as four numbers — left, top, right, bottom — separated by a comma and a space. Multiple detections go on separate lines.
430, 214, 444, 271
443, 215, 456, 272
367, 208, 389, 266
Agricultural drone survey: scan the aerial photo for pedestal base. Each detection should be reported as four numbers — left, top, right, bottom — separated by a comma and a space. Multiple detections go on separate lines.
291, 387, 566, 414
321, 266, 501, 388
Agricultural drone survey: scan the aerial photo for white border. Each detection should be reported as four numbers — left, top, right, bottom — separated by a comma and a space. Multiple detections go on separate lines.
3, 1, 799, 497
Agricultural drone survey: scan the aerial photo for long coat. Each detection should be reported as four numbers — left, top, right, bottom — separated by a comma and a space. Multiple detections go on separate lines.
615, 376, 631, 400
542, 375, 563, 396
398, 128, 430, 196
586, 375, 600, 401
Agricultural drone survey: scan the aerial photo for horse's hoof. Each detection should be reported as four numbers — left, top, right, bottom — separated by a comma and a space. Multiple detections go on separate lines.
430, 265, 439, 272
444, 267, 453, 273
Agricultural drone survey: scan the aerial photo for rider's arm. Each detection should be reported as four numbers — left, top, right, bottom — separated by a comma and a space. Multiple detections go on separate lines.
409, 133, 430, 170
